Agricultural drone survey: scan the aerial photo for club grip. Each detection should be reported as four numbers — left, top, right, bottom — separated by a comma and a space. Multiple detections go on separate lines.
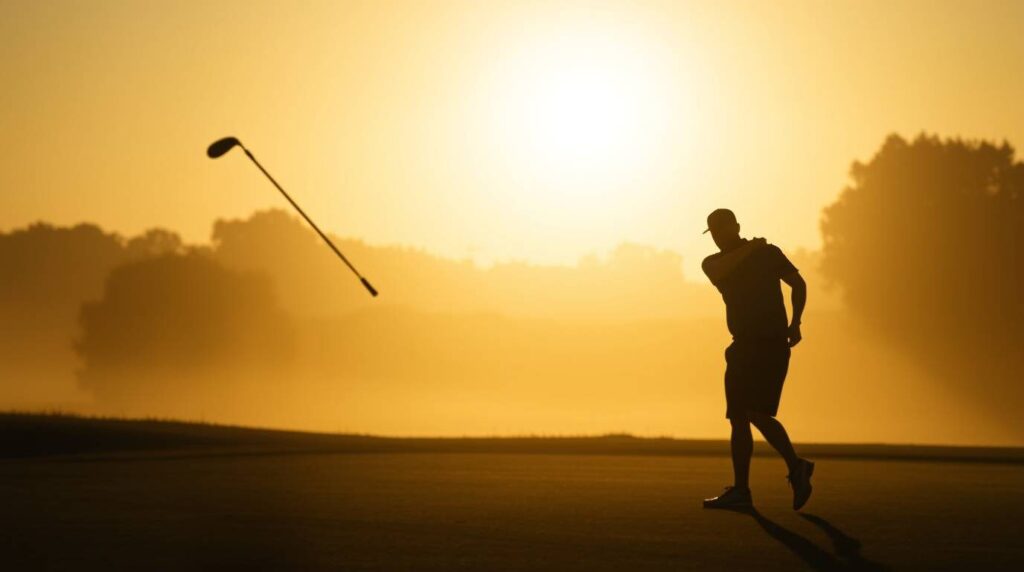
361, 277, 379, 297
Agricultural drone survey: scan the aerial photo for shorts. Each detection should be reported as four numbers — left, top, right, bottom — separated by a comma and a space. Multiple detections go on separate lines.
724, 338, 791, 419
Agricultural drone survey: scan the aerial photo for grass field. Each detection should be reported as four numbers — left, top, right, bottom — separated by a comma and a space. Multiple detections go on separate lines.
2, 414, 1022, 570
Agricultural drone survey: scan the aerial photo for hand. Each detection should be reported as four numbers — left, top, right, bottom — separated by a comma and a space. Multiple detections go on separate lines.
787, 323, 802, 347
734, 237, 767, 256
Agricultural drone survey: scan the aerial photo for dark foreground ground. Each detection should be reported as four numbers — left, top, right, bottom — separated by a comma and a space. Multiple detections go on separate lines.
2, 415, 1022, 571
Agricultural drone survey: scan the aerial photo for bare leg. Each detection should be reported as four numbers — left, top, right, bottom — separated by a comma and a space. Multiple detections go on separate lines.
729, 416, 753, 489
750, 413, 801, 473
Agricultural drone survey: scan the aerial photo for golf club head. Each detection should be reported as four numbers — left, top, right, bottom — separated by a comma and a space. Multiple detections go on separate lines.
207, 137, 242, 159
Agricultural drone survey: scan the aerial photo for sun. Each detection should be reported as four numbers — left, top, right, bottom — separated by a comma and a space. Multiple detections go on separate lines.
523, 62, 638, 166
481, 26, 676, 214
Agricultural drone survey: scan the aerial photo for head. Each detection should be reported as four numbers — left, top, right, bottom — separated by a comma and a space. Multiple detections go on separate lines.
704, 208, 741, 250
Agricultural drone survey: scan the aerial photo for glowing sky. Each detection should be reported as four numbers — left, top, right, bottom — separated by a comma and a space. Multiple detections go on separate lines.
3, 0, 1022, 276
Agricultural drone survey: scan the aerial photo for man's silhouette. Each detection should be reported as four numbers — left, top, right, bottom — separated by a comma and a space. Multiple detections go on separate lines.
700, 209, 814, 510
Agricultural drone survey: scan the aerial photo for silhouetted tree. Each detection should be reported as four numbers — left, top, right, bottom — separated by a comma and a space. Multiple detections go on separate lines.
0, 223, 187, 331
211, 209, 365, 317
0, 223, 125, 328
0, 223, 185, 406
76, 252, 294, 407
125, 228, 184, 260
821, 134, 1024, 435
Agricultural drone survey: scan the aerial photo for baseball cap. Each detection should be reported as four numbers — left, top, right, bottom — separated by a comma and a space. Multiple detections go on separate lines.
703, 208, 737, 234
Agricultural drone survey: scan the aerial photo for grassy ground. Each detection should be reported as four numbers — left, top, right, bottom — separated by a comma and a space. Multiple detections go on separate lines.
4, 413, 1022, 463
2, 414, 1022, 570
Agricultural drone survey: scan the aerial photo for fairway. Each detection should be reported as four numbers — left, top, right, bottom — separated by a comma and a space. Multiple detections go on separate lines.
3, 451, 1022, 570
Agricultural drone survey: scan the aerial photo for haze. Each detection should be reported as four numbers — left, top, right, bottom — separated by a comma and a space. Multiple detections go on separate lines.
2, 1, 1023, 446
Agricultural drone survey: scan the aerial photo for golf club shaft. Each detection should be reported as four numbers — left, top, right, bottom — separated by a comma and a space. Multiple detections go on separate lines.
241, 147, 378, 297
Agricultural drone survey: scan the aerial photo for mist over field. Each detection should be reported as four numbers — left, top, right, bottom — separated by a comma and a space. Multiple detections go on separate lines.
3, 134, 1021, 446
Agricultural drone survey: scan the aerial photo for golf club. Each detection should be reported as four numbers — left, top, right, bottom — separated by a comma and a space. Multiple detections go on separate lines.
207, 136, 378, 297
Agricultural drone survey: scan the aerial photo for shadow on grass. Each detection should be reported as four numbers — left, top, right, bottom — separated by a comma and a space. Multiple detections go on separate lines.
725, 508, 889, 571
799, 513, 890, 571
746, 508, 842, 571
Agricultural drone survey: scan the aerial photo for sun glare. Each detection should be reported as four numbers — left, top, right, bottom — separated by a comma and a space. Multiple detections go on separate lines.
482, 27, 677, 213
523, 62, 641, 166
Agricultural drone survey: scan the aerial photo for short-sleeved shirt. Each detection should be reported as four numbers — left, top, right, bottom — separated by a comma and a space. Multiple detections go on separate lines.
703, 241, 798, 340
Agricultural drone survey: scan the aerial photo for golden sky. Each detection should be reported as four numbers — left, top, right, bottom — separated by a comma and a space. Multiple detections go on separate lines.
3, 0, 1023, 275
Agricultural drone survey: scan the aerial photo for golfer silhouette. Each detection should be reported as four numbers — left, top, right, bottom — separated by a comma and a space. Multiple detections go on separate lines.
700, 209, 814, 510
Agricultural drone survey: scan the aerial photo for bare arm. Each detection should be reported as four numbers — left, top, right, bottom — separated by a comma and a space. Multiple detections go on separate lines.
701, 238, 767, 284
782, 271, 806, 347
